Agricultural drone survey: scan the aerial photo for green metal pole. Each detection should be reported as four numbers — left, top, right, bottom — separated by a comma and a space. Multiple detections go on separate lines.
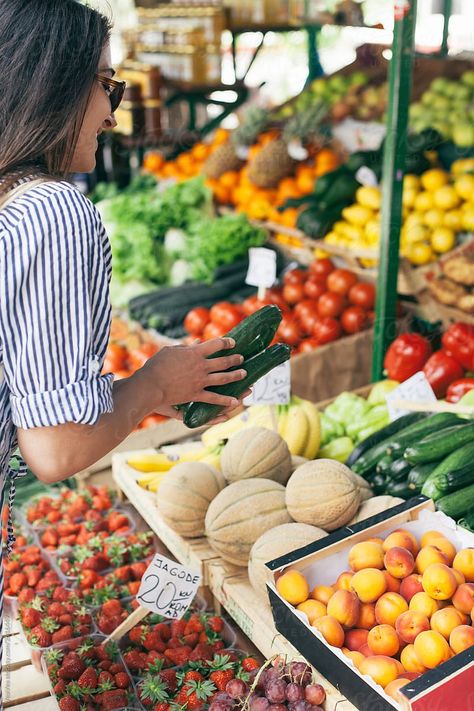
440, 0, 452, 57
371, 0, 418, 381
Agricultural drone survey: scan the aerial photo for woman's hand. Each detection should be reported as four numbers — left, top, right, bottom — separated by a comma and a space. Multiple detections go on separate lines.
139, 337, 247, 411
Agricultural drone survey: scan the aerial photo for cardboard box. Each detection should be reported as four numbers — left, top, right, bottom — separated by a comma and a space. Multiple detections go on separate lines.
266, 496, 474, 711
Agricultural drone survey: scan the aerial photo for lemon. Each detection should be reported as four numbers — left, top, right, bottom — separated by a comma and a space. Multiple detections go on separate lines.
403, 223, 430, 244
423, 208, 445, 228
414, 191, 434, 212
443, 209, 463, 231
314, 247, 330, 259
433, 185, 461, 210
462, 207, 474, 231
454, 174, 474, 201
402, 187, 418, 208
430, 227, 456, 253
342, 204, 374, 226
324, 231, 345, 246
344, 224, 365, 242
404, 211, 425, 230
333, 220, 348, 235
452, 158, 474, 176
421, 168, 449, 192
407, 242, 435, 265
365, 219, 381, 243
404, 174, 421, 191
356, 186, 381, 210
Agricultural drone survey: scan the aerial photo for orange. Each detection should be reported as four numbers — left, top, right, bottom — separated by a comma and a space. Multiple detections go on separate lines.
276, 569, 309, 605
279, 208, 299, 228
191, 143, 210, 161
219, 171, 240, 190
212, 128, 229, 145
143, 151, 164, 173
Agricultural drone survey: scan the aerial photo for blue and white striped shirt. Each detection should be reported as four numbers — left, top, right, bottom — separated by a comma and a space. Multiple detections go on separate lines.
0, 180, 114, 487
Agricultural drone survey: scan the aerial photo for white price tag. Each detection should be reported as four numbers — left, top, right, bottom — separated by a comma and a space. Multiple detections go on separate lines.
386, 372, 437, 421
355, 166, 379, 187
136, 554, 201, 619
244, 360, 291, 406
246, 248, 277, 289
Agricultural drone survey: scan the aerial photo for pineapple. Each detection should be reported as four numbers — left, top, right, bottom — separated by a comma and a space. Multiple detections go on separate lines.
248, 138, 295, 188
282, 100, 328, 147
232, 106, 273, 147
203, 141, 243, 179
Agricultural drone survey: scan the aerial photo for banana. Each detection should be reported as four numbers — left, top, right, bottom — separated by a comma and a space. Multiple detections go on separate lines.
201, 452, 222, 471
127, 453, 174, 473
176, 446, 214, 463
281, 403, 309, 456
295, 397, 321, 460
137, 471, 168, 491
277, 405, 289, 440
202, 404, 278, 447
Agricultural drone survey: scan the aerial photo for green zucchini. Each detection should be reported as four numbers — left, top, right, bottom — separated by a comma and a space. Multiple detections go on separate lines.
436, 484, 474, 519
387, 458, 412, 482
458, 511, 474, 532
421, 443, 474, 501
345, 413, 424, 468
376, 454, 395, 474
183, 343, 291, 429
385, 480, 414, 499
408, 462, 439, 492
387, 413, 461, 455
405, 423, 474, 465
367, 472, 388, 495
208, 305, 282, 361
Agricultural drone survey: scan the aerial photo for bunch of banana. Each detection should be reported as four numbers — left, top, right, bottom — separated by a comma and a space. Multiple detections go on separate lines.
128, 444, 223, 492
202, 404, 279, 448
277, 396, 320, 459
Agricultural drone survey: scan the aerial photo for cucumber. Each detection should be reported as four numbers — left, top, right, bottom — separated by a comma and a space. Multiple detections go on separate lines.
458, 511, 474, 532
367, 472, 388, 495
421, 441, 474, 500
436, 484, 474, 519
387, 413, 461, 455
183, 343, 291, 429
404, 422, 474, 464
387, 458, 412, 482
376, 454, 395, 474
408, 462, 439, 492
385, 480, 414, 499
208, 305, 282, 361
345, 413, 424, 468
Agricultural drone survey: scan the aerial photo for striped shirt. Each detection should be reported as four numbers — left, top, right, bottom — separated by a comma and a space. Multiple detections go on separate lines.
0, 180, 114, 487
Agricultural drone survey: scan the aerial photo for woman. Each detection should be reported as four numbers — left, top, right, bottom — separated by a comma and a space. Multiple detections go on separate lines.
0, 0, 246, 698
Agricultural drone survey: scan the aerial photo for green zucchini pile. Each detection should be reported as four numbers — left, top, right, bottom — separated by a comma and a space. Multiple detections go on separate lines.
347, 413, 474, 527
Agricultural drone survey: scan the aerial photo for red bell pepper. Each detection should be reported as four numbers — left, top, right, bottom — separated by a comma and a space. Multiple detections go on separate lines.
446, 378, 474, 403
441, 322, 474, 372
423, 350, 465, 398
384, 333, 432, 382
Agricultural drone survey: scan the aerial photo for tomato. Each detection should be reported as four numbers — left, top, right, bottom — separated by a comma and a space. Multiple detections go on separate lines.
140, 414, 166, 429
294, 299, 318, 322
242, 294, 272, 316
303, 277, 326, 301
203, 321, 228, 340
276, 316, 302, 347
313, 317, 342, 345
113, 369, 131, 380
298, 337, 319, 354
209, 302, 243, 330
348, 282, 376, 310
184, 306, 210, 336
317, 292, 346, 318
283, 268, 307, 286
299, 310, 320, 336
309, 257, 334, 279
327, 268, 358, 295
104, 343, 128, 372
128, 342, 159, 371
282, 282, 305, 306
341, 306, 367, 334
266, 287, 290, 312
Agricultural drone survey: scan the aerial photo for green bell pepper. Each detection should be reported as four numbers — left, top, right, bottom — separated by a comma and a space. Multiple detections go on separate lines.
319, 412, 345, 446
367, 380, 400, 406
319, 436, 354, 463
346, 404, 390, 443
325, 392, 371, 429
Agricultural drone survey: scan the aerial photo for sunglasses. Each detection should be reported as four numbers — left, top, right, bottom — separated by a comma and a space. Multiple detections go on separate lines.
95, 74, 126, 113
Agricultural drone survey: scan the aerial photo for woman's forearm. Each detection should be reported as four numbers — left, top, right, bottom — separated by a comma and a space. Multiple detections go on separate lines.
17, 369, 160, 483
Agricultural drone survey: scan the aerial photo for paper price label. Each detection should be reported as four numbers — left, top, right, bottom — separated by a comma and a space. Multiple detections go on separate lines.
246, 247, 277, 289
136, 554, 201, 619
386, 371, 437, 421
355, 166, 379, 187
244, 360, 291, 406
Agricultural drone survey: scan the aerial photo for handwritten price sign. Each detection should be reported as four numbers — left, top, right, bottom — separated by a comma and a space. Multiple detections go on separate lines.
386, 371, 436, 421
136, 554, 201, 619
244, 360, 291, 406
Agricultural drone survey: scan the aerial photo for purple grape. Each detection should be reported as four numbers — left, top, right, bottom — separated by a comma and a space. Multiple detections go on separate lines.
269, 705, 287, 711
287, 701, 311, 711
209, 701, 234, 711
286, 683, 304, 703
250, 697, 270, 711
265, 679, 287, 704
304, 684, 326, 706
264, 667, 281, 684
226, 678, 249, 700
289, 662, 312, 686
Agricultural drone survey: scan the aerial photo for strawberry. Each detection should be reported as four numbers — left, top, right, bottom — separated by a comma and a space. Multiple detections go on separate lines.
25, 567, 42, 587
48, 602, 66, 618
127, 581, 140, 595
53, 679, 67, 695
143, 630, 166, 652
81, 554, 109, 572
184, 671, 204, 682
153, 704, 170, 711
109, 663, 124, 675
107, 512, 129, 532
184, 615, 204, 634
53, 587, 70, 602
207, 616, 224, 633
98, 660, 112, 671
182, 633, 199, 648
52, 626, 74, 644
58, 614, 73, 626
78, 666, 97, 690
21, 607, 42, 628
29, 625, 52, 648
114, 671, 130, 689
139, 676, 170, 707
98, 670, 114, 685
96, 689, 128, 710
79, 570, 100, 589
189, 643, 214, 663
57, 653, 85, 680
101, 599, 123, 618
241, 657, 260, 672
111, 565, 131, 582
164, 646, 192, 667
180, 680, 216, 710
159, 668, 177, 692
155, 622, 171, 642
123, 649, 146, 672
41, 529, 59, 547
9, 572, 26, 594
18, 588, 35, 603
209, 669, 234, 692
129, 625, 146, 645
59, 697, 80, 711
130, 561, 147, 579
170, 619, 186, 638
97, 615, 120, 635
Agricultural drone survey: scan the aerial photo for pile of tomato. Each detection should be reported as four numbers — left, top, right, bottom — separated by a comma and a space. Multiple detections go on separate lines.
183, 258, 377, 354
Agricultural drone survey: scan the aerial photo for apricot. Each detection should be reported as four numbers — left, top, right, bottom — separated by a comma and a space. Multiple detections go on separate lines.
430, 607, 464, 639
311, 584, 335, 605
396, 610, 430, 643
349, 541, 385, 572
342, 648, 365, 669
427, 535, 457, 565
297, 599, 327, 624
335, 571, 354, 591
366, 537, 384, 546
449, 624, 474, 654
358, 642, 374, 657
452, 568, 466, 586
399, 573, 424, 602
409, 591, 442, 618
422, 563, 458, 600
375, 592, 408, 627
367, 624, 400, 657
351, 568, 387, 603
312, 615, 345, 647
276, 569, 309, 605
385, 678, 409, 703
383, 529, 419, 557
414, 630, 451, 668
400, 643, 428, 674
471, 607, 474, 625
398, 671, 422, 681
384, 546, 415, 579
453, 548, 474, 582
451, 582, 474, 615
383, 570, 401, 593
358, 655, 400, 688
327, 589, 360, 629
416, 545, 449, 574
344, 628, 369, 651
357, 602, 377, 630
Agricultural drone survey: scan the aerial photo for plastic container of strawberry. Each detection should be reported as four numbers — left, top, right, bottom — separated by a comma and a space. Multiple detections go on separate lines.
18, 600, 98, 655
4, 547, 68, 614
41, 633, 139, 711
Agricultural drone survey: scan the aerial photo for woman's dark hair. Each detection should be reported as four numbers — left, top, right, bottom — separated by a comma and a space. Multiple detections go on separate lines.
0, 0, 112, 190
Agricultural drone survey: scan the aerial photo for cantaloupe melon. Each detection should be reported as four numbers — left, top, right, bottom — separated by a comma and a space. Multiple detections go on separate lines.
205, 478, 291, 566
248, 522, 326, 599
349, 495, 404, 524
350, 472, 373, 502
221, 427, 292, 485
285, 459, 360, 531
156, 462, 225, 538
